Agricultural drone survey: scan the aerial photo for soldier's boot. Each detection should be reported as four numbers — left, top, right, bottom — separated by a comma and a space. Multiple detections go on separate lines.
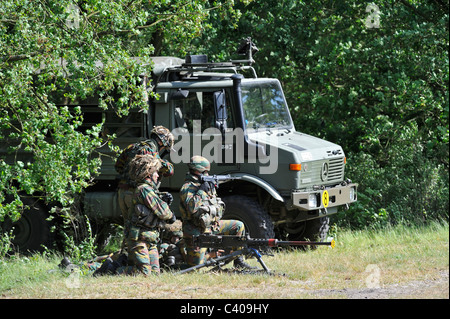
93, 257, 120, 276
115, 253, 128, 267
233, 256, 256, 270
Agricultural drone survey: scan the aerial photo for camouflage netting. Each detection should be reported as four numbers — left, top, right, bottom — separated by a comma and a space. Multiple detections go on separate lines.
128, 154, 162, 182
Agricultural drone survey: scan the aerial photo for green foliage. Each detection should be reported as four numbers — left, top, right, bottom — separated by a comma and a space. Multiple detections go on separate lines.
0, 229, 14, 257
58, 209, 97, 262
342, 142, 449, 228
1, 106, 103, 206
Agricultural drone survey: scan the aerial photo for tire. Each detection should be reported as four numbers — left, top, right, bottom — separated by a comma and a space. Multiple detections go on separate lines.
222, 195, 275, 239
288, 216, 330, 248
7, 201, 53, 253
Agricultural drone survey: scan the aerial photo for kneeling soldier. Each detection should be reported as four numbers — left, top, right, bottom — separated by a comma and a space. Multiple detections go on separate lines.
179, 156, 253, 269
113, 154, 176, 275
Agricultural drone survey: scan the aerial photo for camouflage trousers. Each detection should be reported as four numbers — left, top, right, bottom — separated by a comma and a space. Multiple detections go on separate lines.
118, 187, 134, 250
183, 219, 245, 266
116, 241, 160, 276
72, 261, 101, 275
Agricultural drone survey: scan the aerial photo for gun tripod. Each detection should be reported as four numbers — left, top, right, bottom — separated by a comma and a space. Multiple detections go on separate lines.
177, 247, 271, 275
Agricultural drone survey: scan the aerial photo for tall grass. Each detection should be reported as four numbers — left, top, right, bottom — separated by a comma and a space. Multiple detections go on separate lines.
1, 221, 448, 299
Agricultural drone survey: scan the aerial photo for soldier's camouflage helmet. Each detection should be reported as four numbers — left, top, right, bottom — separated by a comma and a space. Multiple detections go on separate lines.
151, 126, 174, 151
188, 155, 210, 173
129, 154, 162, 182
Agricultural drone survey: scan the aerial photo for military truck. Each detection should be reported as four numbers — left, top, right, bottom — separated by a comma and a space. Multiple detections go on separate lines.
2, 40, 357, 251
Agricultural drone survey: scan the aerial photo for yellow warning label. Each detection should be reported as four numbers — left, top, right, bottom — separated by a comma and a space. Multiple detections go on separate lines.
322, 190, 329, 207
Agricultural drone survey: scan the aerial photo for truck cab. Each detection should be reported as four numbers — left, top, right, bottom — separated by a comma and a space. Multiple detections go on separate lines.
147, 51, 357, 240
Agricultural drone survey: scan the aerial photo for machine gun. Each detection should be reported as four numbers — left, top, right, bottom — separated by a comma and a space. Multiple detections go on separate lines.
177, 234, 335, 274
199, 174, 241, 189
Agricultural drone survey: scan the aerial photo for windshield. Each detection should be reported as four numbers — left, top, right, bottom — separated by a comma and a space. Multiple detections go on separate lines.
241, 80, 293, 131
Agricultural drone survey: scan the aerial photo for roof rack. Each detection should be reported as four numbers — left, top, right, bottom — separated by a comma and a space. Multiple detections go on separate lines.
166, 61, 257, 78
153, 37, 259, 82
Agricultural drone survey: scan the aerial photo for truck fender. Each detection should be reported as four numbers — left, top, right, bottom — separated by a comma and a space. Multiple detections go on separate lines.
228, 173, 284, 203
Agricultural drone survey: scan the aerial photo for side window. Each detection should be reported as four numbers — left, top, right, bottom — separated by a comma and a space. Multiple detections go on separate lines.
76, 107, 144, 138
173, 90, 234, 132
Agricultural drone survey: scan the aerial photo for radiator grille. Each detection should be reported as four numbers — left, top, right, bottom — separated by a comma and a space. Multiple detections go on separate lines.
300, 157, 345, 186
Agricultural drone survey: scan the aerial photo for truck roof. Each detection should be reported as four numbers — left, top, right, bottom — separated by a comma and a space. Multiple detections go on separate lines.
155, 77, 280, 90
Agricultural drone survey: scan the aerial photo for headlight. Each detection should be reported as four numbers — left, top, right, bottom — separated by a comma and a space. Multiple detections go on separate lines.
309, 193, 317, 208
349, 187, 356, 201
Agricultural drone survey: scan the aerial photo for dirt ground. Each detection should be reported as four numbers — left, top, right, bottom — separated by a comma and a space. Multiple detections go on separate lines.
308, 270, 449, 299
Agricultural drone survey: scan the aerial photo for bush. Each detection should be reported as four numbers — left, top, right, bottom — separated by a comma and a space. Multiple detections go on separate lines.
341, 134, 449, 228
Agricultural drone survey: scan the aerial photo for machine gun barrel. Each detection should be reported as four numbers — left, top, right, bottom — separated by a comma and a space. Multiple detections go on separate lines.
193, 234, 335, 249
270, 239, 335, 248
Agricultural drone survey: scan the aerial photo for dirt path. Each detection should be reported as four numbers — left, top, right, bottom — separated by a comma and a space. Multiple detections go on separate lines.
309, 270, 449, 299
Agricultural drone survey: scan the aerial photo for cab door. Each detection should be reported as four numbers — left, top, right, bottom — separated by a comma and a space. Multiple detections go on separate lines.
169, 88, 240, 184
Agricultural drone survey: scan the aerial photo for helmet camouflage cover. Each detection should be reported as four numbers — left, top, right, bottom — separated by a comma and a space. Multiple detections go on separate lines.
151, 126, 174, 150
128, 154, 162, 182
188, 155, 210, 173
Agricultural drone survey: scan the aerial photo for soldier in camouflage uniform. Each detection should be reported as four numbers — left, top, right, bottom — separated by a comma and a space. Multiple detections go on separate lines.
115, 154, 176, 275
115, 126, 175, 249
179, 156, 253, 269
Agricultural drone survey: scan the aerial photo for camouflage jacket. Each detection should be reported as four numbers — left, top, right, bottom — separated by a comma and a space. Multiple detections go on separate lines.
115, 139, 174, 189
129, 178, 174, 244
179, 173, 224, 234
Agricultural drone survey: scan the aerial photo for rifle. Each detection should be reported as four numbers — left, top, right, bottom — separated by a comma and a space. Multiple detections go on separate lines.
177, 234, 335, 274
199, 174, 241, 188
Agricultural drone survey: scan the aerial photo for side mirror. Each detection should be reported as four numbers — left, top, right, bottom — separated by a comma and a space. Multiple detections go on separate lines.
214, 90, 227, 132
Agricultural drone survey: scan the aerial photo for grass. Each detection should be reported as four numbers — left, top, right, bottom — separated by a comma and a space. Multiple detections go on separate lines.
1, 221, 448, 299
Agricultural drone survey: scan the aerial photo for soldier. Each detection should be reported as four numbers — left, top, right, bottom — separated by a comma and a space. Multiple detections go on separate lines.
179, 156, 253, 269
115, 126, 175, 249
112, 154, 176, 275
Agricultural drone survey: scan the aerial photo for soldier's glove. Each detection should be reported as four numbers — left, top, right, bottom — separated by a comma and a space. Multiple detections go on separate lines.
199, 181, 215, 193
167, 213, 177, 224
161, 192, 173, 205
209, 205, 218, 218
196, 206, 210, 216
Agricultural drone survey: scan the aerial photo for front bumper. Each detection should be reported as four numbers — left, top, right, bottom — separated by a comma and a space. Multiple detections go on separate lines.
291, 182, 358, 211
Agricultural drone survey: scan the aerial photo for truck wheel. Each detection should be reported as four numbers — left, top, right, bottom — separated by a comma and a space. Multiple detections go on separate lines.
7, 202, 53, 253
222, 195, 275, 239
288, 216, 330, 247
